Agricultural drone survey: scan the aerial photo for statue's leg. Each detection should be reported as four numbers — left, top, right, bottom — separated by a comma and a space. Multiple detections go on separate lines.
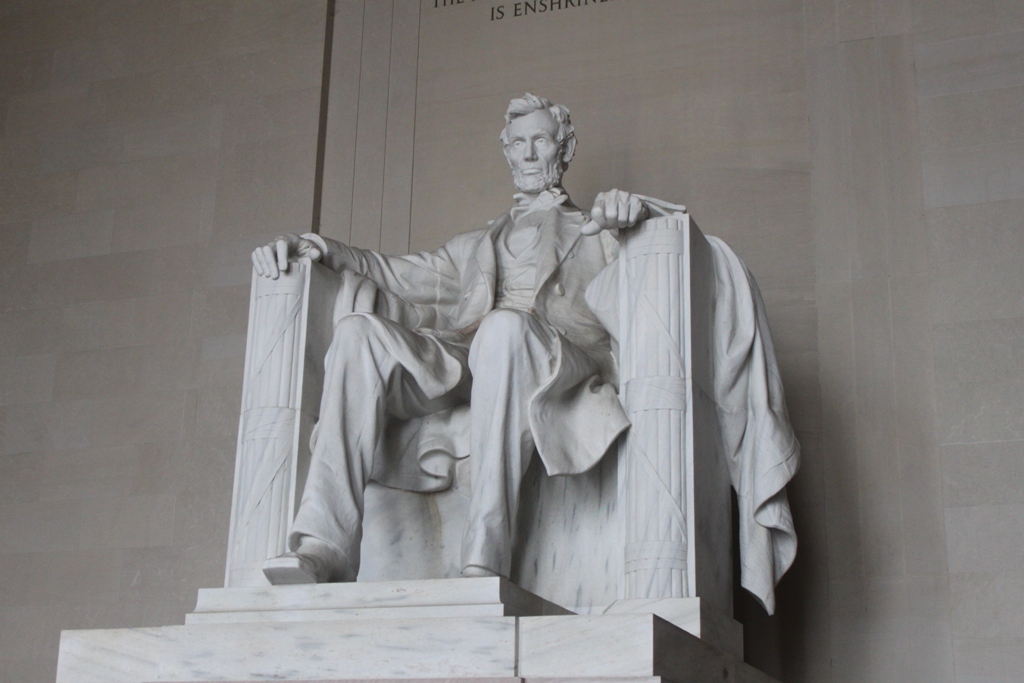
268, 313, 471, 584
462, 308, 560, 578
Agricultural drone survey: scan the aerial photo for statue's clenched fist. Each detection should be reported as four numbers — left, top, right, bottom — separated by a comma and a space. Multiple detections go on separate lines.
251, 234, 324, 279
582, 189, 650, 236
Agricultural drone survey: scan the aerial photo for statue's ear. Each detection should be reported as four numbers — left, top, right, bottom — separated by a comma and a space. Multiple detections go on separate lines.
561, 134, 577, 165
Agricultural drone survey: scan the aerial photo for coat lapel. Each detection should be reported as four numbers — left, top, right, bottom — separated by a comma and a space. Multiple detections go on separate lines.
533, 205, 584, 294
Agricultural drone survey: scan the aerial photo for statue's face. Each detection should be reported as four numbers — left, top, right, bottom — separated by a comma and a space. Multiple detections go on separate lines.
503, 109, 565, 193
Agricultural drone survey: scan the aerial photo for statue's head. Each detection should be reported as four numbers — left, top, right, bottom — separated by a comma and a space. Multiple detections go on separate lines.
500, 93, 576, 194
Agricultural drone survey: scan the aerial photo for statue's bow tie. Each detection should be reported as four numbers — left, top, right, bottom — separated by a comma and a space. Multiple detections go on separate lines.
511, 188, 567, 220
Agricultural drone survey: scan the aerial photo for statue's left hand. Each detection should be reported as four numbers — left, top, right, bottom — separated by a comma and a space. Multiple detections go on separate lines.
251, 233, 324, 279
582, 189, 650, 236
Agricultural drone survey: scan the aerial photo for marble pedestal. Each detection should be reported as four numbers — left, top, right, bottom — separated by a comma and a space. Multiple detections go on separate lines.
55, 579, 776, 683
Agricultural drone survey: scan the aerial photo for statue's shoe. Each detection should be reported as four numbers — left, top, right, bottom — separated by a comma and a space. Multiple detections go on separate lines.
461, 565, 500, 578
261, 552, 327, 584
262, 536, 357, 584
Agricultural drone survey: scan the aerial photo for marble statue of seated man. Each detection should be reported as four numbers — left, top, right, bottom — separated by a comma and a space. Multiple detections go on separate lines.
251, 93, 655, 584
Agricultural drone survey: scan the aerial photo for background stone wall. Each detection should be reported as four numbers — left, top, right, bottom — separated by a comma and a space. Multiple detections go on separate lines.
0, 1, 1022, 682
0, 2, 326, 680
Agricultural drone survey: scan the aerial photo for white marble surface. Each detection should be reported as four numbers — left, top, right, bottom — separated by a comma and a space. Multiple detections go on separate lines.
359, 473, 471, 582
224, 258, 344, 588
57, 616, 517, 683
57, 579, 779, 683
155, 678, 669, 683
229, 217, 705, 613
519, 614, 776, 683
511, 450, 622, 613
618, 213, 701, 600
188, 577, 570, 624
520, 614, 697, 680
186, 603, 524, 624
232, 94, 799, 620
360, 438, 623, 616
242, 96, 641, 589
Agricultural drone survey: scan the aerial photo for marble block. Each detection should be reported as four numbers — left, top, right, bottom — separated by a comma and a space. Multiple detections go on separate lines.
519, 614, 776, 683
56, 615, 517, 683
604, 597, 743, 659
57, 579, 778, 683
160, 679, 671, 683
157, 679, 669, 683
186, 576, 571, 624
225, 259, 342, 588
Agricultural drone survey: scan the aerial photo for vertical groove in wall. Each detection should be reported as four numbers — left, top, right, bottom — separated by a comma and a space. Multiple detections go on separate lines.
376, 7, 396, 252
379, 0, 421, 256
406, 1, 422, 255
349, 0, 394, 250
319, 0, 366, 244
310, 0, 337, 234
345, 0, 366, 245
319, 0, 419, 252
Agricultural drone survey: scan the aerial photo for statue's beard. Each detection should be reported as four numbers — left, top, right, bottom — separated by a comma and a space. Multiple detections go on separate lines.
511, 163, 563, 194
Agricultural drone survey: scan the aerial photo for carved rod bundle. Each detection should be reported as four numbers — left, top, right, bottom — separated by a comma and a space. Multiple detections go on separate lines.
225, 259, 343, 587
225, 270, 308, 587
617, 214, 695, 600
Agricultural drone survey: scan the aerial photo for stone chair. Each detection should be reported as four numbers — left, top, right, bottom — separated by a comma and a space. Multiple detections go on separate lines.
223, 211, 741, 654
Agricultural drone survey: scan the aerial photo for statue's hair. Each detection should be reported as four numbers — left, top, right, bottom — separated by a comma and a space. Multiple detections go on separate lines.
499, 92, 575, 149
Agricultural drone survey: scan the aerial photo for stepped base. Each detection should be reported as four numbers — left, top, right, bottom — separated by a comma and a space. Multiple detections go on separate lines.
146, 680, 675, 683
187, 576, 572, 623
155, 679, 674, 683
55, 579, 777, 683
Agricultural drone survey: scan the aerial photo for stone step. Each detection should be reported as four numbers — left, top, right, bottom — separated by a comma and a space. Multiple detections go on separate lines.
152, 679, 669, 683
57, 580, 775, 683
187, 577, 572, 624
57, 613, 777, 683
186, 579, 741, 661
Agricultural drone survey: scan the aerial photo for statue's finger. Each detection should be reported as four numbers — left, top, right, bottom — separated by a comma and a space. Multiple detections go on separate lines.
251, 250, 265, 276
616, 199, 630, 226
580, 219, 602, 236
255, 246, 271, 277
276, 239, 289, 274
307, 246, 322, 262
262, 245, 279, 279
628, 197, 644, 225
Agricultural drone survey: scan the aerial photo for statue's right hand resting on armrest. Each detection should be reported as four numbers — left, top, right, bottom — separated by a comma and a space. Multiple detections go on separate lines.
251, 233, 325, 279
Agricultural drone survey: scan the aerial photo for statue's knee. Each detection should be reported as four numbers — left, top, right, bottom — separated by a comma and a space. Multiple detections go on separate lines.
329, 313, 388, 359
477, 309, 532, 344
468, 311, 536, 370
334, 312, 381, 336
